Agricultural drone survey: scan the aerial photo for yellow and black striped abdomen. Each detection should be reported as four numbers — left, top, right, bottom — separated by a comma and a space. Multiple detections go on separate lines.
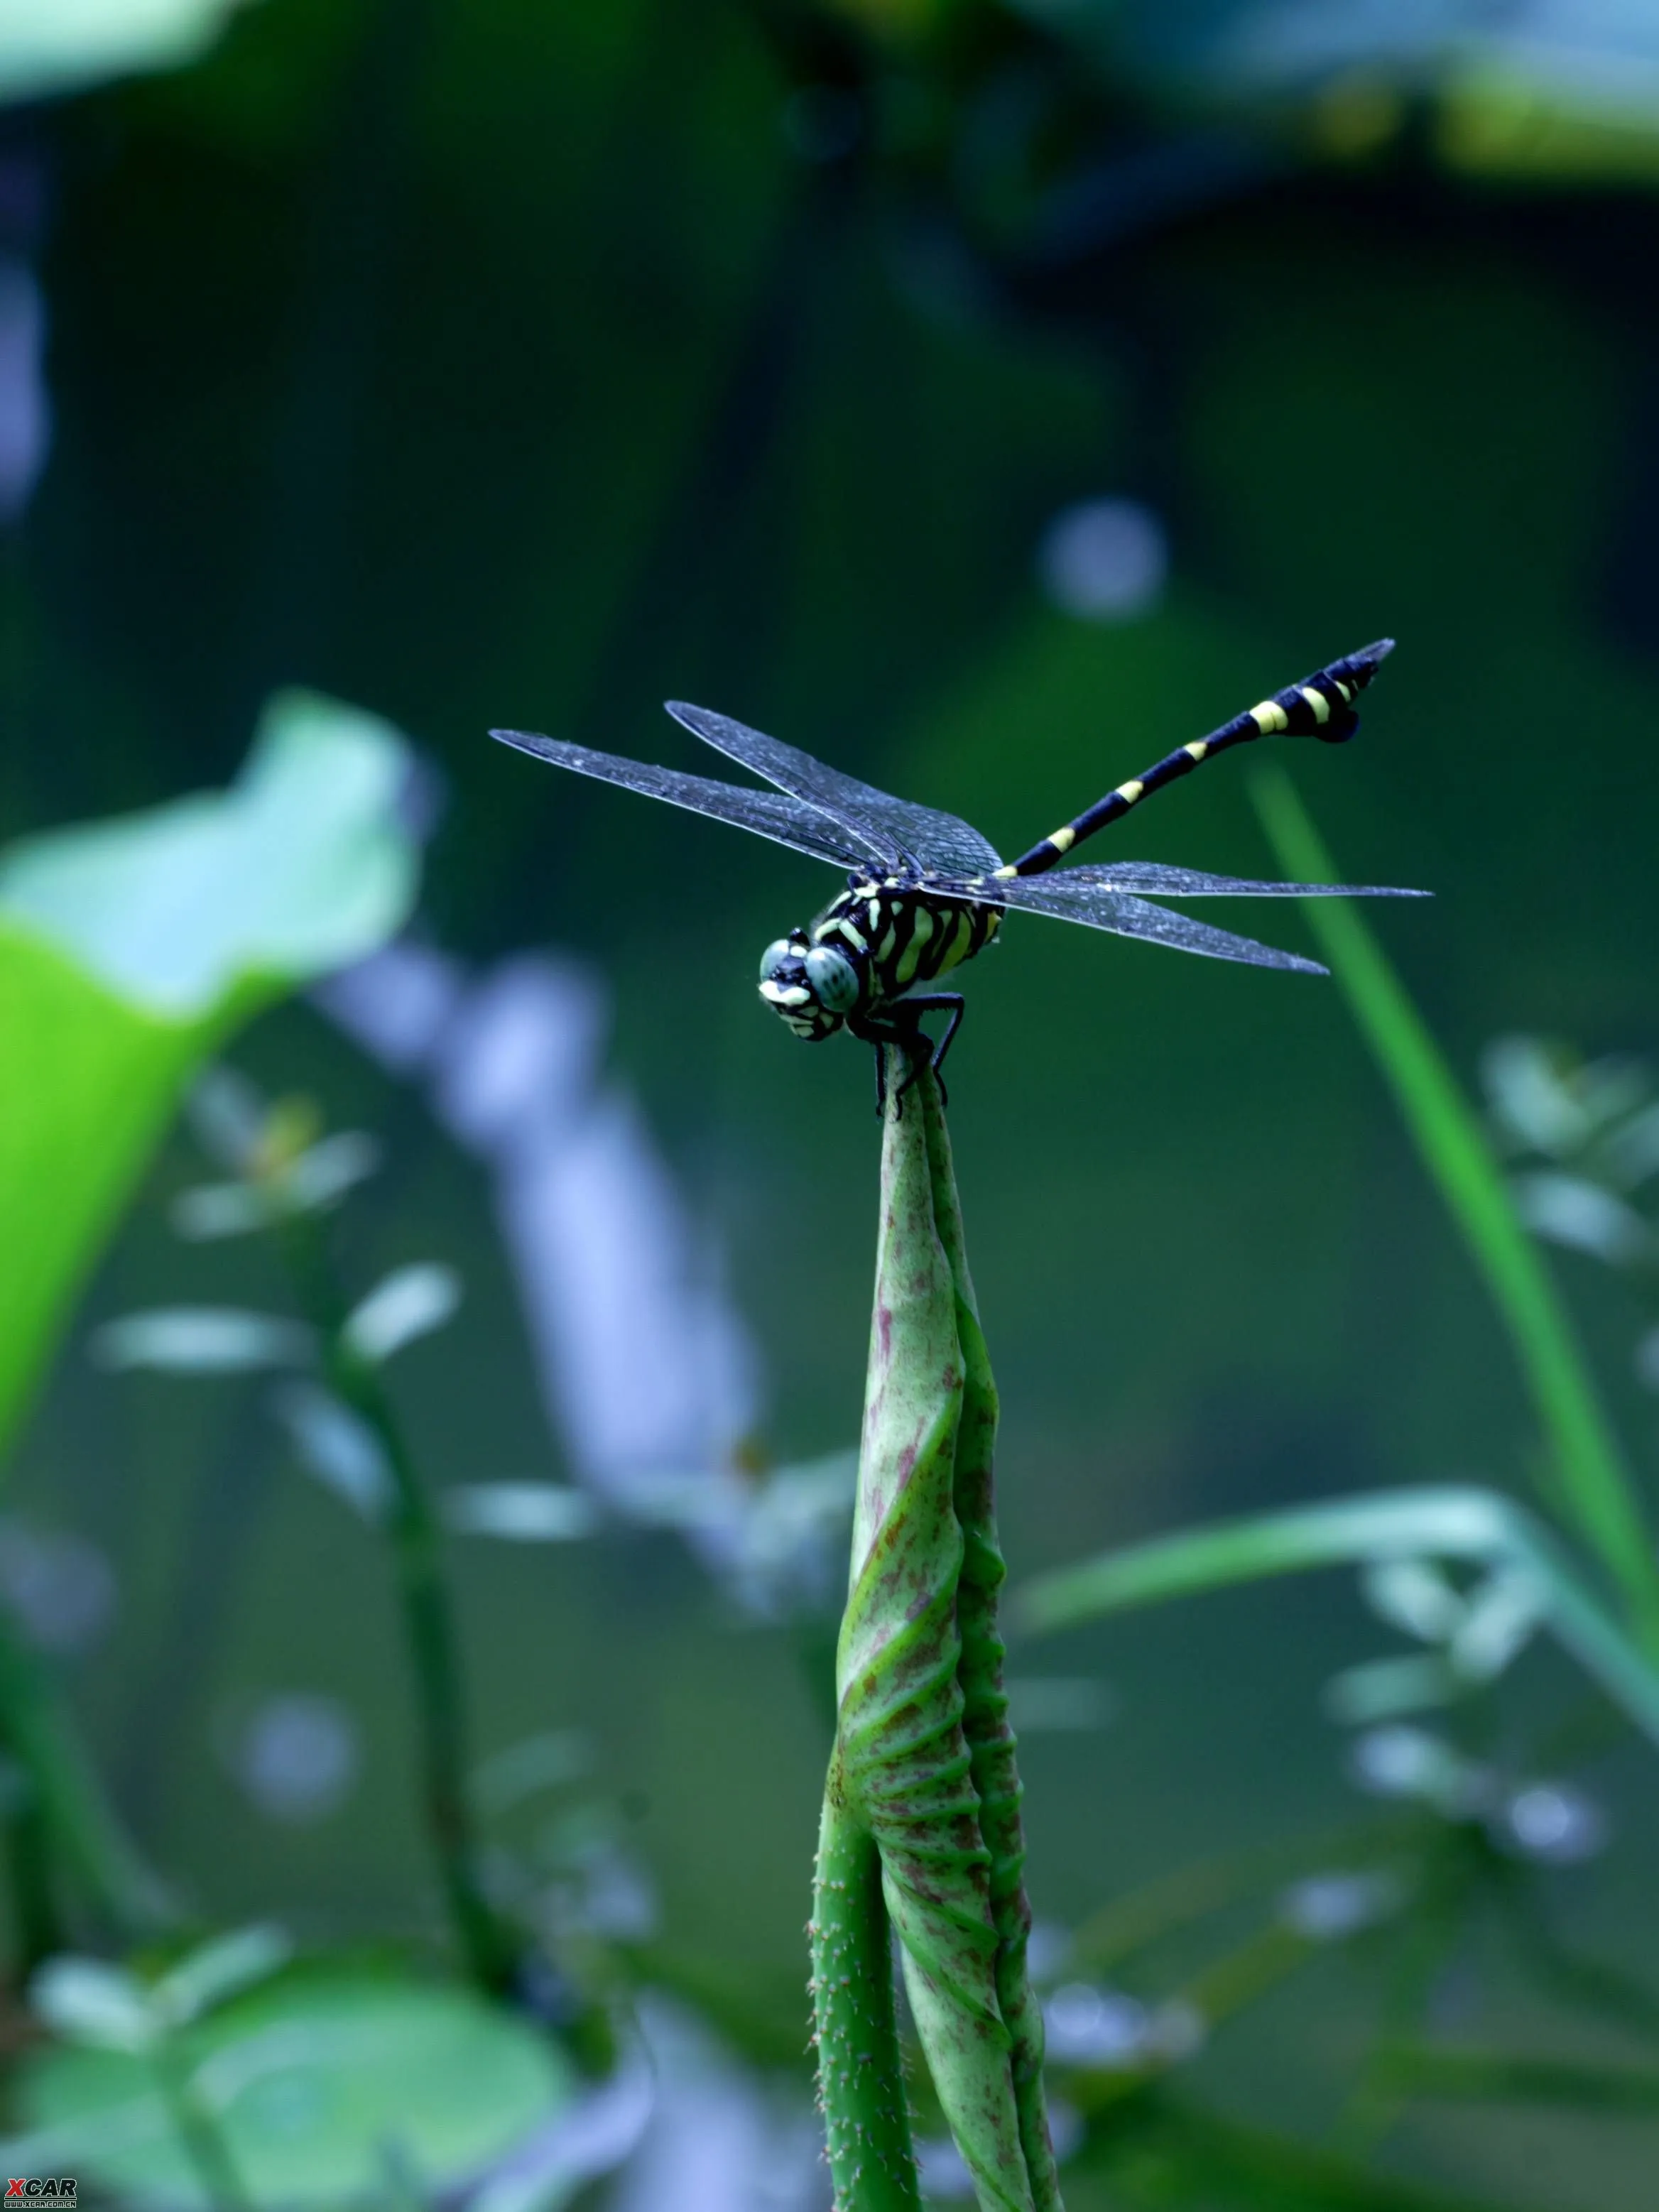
810, 880, 1001, 1011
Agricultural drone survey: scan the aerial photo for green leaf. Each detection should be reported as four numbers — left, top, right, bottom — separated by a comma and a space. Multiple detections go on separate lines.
1378, 2041, 1659, 2115
1249, 764, 1659, 1637
1012, 1483, 1659, 1748
151, 1924, 295, 2029
1073, 2086, 1540, 2211
0, 0, 254, 107
90, 1308, 315, 1375
444, 1485, 599, 1543
7, 1966, 577, 2208
342, 1265, 462, 1366
30, 1956, 158, 2055
271, 1383, 393, 1522
0, 692, 413, 1020
0, 690, 420, 1465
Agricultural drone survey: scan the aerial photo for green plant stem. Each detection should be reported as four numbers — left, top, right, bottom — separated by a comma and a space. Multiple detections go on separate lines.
1341, 1826, 1482, 2154
1249, 764, 1659, 1645
1073, 2087, 1536, 2212
1065, 1813, 1415, 1977
278, 1216, 516, 1995
0, 1601, 174, 1968
812, 1770, 923, 2211
154, 2042, 254, 2212
1, 1774, 60, 1978
817, 1056, 1055, 2212
1377, 2042, 1659, 2114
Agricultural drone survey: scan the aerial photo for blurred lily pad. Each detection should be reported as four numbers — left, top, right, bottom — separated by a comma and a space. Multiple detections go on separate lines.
0, 0, 257, 108
7, 1966, 578, 2209
0, 690, 420, 1464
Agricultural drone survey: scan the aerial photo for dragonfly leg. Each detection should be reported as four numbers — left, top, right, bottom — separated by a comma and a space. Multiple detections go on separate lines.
908, 994, 965, 1088
852, 1011, 923, 1118
853, 996, 966, 1114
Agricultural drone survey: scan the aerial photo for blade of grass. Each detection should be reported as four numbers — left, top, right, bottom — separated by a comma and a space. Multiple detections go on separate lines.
1011, 1484, 1659, 1748
1249, 764, 1658, 1641
1378, 2043, 1659, 2115
1072, 2087, 1538, 2211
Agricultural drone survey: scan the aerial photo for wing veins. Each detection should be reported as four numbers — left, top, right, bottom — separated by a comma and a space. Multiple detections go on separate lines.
1028, 861, 1430, 900
665, 701, 1002, 880
489, 729, 880, 871
935, 873, 1328, 974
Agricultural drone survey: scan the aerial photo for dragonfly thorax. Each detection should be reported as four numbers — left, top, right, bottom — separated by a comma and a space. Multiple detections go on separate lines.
757, 876, 1005, 1046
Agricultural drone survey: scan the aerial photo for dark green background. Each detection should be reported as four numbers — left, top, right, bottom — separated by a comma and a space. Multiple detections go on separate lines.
9, 3, 1659, 2203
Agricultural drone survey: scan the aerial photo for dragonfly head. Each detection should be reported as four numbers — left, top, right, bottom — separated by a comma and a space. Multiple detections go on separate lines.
758, 930, 858, 1042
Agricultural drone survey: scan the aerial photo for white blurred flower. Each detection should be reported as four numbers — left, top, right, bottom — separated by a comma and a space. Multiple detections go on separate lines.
320, 946, 761, 1508
1037, 497, 1167, 621
0, 1519, 116, 1654
1279, 1869, 1403, 1941
0, 258, 47, 522
607, 1996, 825, 2212
1043, 1983, 1148, 2066
1497, 1780, 1606, 1865
225, 1693, 359, 1824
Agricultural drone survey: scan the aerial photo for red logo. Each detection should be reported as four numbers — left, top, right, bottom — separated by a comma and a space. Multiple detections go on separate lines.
6, 2184, 26, 2199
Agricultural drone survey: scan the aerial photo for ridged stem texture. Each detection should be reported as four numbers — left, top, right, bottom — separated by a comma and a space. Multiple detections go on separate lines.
812, 1055, 1060, 2212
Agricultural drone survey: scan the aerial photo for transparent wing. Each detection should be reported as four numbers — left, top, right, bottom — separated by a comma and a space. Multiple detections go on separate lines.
952, 873, 1328, 975
1062, 861, 1430, 900
665, 700, 1003, 881
490, 729, 881, 871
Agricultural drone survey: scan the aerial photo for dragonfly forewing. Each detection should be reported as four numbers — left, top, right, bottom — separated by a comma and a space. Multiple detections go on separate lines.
489, 728, 881, 871
665, 700, 1003, 882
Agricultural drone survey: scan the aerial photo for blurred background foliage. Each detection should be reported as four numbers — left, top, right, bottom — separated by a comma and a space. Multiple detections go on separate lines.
5, 0, 1659, 2204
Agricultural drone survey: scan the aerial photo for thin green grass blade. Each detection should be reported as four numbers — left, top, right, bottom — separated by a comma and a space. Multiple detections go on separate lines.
1378, 2043, 1659, 2115
1249, 764, 1658, 1638
1074, 2091, 1545, 2212
1011, 1483, 1659, 1748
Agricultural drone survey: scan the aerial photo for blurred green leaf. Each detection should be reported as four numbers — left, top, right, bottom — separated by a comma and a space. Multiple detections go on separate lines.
1322, 1653, 1460, 1727
342, 1265, 462, 1366
271, 1383, 393, 1523
444, 1485, 600, 1544
173, 1132, 382, 1241
30, 1956, 157, 2055
90, 1308, 314, 1375
1249, 764, 1659, 1635
1072, 2084, 1539, 2211
1378, 2041, 1659, 2115
1013, 1483, 1659, 1746
1513, 1169, 1652, 1264
7, 1967, 577, 2208
0, 692, 413, 1020
0, 691, 419, 1465
151, 1924, 295, 2030
469, 1731, 591, 1819
0, 0, 255, 106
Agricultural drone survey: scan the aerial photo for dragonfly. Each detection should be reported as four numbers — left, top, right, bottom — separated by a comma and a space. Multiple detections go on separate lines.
492, 638, 1426, 1111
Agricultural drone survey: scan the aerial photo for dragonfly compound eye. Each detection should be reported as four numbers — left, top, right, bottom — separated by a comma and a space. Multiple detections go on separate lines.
758, 932, 843, 1041
804, 944, 859, 1015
